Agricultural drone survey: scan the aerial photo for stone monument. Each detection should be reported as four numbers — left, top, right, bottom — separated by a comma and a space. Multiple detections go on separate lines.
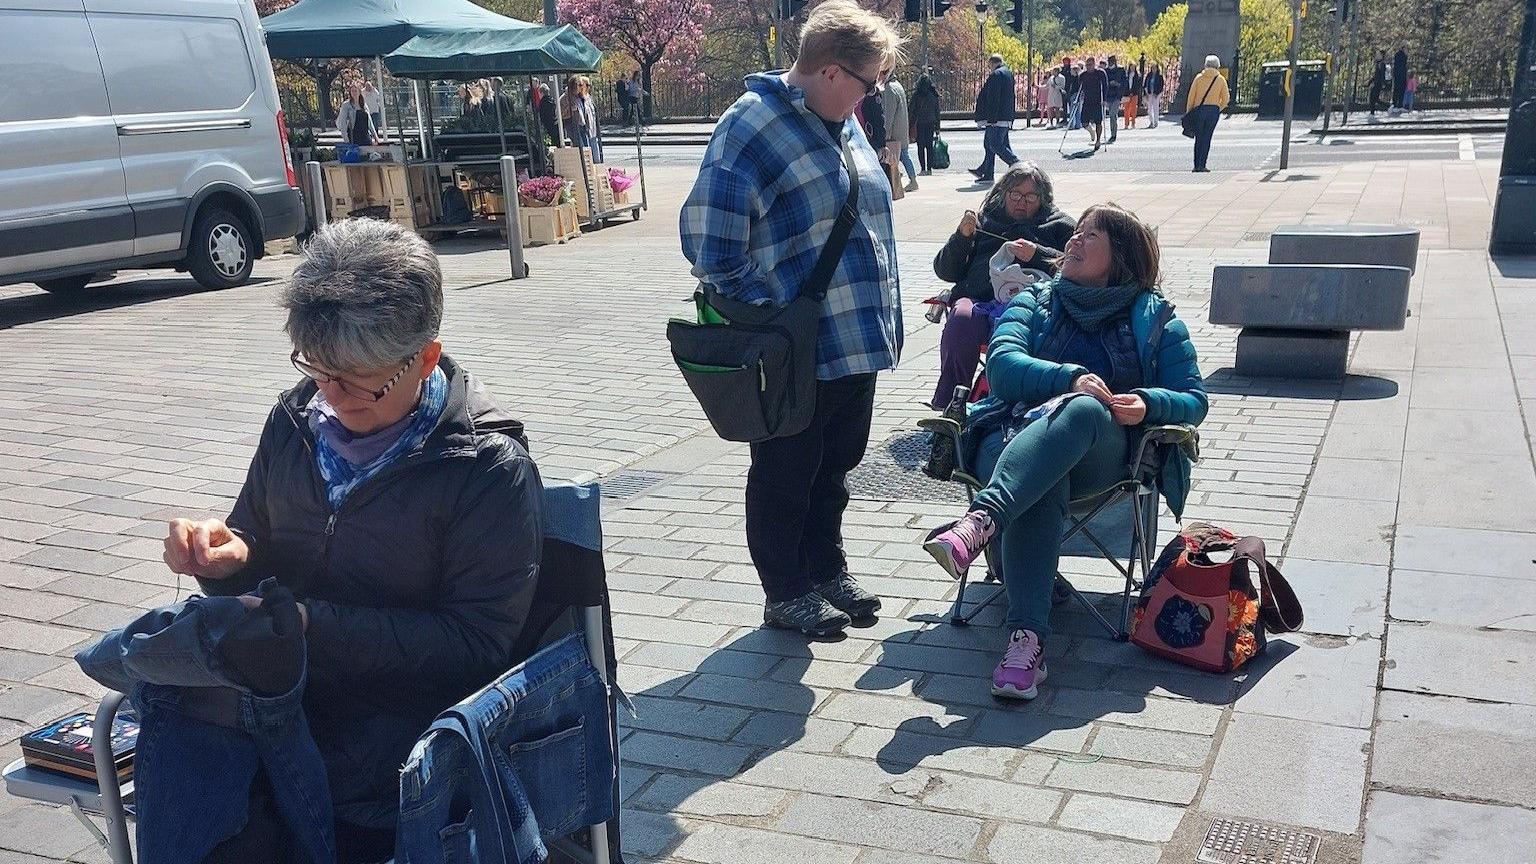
1490, 0, 1536, 255
1176, 0, 1240, 110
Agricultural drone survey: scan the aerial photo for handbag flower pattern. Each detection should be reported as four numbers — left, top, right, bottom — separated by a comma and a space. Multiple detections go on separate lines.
1154, 596, 1212, 648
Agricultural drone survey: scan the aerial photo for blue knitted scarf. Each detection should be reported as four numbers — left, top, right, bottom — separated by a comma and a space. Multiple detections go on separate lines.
307, 367, 449, 510
1050, 274, 1143, 331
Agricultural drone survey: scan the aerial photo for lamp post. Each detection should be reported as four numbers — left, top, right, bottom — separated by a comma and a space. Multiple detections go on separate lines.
975, 1, 988, 58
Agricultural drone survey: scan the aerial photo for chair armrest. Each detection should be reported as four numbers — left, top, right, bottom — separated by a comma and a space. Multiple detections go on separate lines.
1129, 424, 1201, 481
918, 416, 963, 450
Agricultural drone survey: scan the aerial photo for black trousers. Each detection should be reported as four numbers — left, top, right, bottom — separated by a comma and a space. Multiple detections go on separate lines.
746, 373, 878, 602
1191, 105, 1220, 170
915, 123, 937, 171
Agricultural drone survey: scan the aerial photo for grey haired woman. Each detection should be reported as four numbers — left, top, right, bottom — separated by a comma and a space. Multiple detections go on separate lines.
160, 218, 542, 863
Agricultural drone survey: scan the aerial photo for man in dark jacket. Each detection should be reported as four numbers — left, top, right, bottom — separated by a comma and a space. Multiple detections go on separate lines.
1104, 55, 1128, 143
1391, 46, 1409, 111
162, 218, 542, 863
971, 53, 1018, 182
1369, 52, 1387, 116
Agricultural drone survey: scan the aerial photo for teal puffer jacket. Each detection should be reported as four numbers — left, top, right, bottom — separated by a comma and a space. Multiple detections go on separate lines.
961, 282, 1208, 516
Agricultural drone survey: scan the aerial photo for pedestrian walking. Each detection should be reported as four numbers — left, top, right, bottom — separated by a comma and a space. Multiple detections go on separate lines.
361, 80, 384, 136
614, 76, 633, 124
1077, 56, 1107, 149
1104, 55, 1128, 143
1124, 66, 1142, 129
679, 0, 903, 638
911, 73, 942, 176
1391, 46, 1409, 113
970, 54, 1018, 182
1369, 52, 1387, 116
627, 71, 647, 127
560, 76, 603, 161
1047, 67, 1065, 127
1404, 72, 1418, 112
1145, 63, 1165, 127
1185, 55, 1229, 172
882, 76, 918, 191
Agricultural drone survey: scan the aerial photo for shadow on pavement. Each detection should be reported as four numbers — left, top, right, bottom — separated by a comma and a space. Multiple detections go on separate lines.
1203, 368, 1399, 400
0, 277, 275, 329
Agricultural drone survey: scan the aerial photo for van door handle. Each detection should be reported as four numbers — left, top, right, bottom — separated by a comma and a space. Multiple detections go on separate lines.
117, 118, 253, 136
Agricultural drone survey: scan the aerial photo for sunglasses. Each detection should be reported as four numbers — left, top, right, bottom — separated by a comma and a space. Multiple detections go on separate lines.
291, 350, 420, 403
836, 64, 882, 98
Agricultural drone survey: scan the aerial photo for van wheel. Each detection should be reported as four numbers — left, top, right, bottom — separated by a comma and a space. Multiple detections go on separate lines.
186, 208, 254, 289
36, 275, 93, 294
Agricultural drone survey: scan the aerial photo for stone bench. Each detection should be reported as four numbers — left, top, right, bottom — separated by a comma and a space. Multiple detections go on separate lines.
1268, 224, 1420, 273
1210, 263, 1412, 378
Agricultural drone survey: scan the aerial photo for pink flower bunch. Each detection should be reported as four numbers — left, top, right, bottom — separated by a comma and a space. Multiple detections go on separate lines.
518, 175, 568, 206
607, 168, 635, 194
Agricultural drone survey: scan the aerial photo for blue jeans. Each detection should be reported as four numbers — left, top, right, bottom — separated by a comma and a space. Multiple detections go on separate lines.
898, 144, 917, 181
132, 675, 335, 864
971, 397, 1129, 639
396, 632, 614, 864
978, 126, 1018, 177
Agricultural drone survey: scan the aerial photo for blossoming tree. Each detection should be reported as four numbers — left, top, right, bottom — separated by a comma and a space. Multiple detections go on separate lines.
558, 0, 713, 118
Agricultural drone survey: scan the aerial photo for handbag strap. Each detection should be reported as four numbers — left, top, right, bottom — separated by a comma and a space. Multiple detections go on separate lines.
1195, 75, 1218, 109
1230, 536, 1305, 633
802, 142, 861, 303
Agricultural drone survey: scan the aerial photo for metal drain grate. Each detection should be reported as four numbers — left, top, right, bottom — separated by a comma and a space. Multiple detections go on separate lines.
1198, 819, 1320, 864
599, 470, 676, 500
845, 430, 968, 505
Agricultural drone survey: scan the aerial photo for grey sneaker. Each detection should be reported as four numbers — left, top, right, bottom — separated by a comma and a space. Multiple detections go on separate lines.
764, 592, 852, 637
813, 572, 882, 619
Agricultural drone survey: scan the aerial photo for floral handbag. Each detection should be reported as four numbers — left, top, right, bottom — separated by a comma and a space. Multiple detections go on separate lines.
1130, 524, 1304, 673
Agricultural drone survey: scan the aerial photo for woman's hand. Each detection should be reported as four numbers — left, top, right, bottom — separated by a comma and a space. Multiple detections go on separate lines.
1071, 373, 1113, 404
958, 210, 979, 238
164, 518, 249, 580
1006, 238, 1038, 263
1109, 393, 1148, 425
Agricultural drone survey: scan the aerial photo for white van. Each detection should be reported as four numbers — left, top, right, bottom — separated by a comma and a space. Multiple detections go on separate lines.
0, 0, 304, 293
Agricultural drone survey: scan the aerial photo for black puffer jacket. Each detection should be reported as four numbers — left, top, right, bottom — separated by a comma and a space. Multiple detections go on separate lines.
202, 354, 543, 829
933, 204, 1077, 303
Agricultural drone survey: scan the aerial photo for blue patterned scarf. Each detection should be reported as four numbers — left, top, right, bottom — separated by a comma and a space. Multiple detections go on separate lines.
307, 367, 449, 510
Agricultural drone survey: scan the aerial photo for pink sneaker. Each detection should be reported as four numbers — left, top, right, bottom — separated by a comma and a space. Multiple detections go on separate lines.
992, 629, 1047, 700
923, 510, 996, 579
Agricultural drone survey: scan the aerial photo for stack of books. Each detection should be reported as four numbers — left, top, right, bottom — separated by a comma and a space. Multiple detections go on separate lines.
20, 711, 138, 784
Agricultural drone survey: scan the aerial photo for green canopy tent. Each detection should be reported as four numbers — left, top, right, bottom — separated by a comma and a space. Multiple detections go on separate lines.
383, 26, 602, 77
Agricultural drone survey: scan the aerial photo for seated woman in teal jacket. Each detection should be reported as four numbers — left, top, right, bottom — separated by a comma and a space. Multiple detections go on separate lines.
923, 203, 1207, 701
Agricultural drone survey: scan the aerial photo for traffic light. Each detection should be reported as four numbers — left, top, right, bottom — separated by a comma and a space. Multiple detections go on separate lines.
904, 0, 923, 21
933, 0, 951, 17
1009, 0, 1024, 31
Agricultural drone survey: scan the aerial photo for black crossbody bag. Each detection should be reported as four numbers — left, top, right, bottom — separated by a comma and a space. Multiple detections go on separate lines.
666, 144, 860, 442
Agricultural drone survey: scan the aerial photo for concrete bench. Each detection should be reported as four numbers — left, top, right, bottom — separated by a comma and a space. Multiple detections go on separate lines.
1268, 224, 1419, 273
1210, 263, 1412, 378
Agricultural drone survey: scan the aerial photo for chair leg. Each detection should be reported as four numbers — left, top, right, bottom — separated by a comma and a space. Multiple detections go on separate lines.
1058, 572, 1124, 639
949, 544, 1007, 626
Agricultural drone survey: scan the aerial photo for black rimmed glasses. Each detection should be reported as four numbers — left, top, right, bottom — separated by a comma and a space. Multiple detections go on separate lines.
291, 350, 420, 403
1006, 189, 1042, 205
836, 64, 882, 98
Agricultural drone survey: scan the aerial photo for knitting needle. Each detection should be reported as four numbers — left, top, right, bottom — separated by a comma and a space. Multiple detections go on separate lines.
964, 210, 1022, 244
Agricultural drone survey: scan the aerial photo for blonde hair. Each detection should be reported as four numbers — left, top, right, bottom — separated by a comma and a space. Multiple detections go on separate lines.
794, 0, 904, 77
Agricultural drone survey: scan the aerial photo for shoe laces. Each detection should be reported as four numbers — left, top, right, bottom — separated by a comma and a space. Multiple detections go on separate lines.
1000, 630, 1041, 671
950, 510, 995, 552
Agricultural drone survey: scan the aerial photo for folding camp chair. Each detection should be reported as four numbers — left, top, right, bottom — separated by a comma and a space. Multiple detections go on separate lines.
920, 403, 1198, 641
2, 482, 622, 864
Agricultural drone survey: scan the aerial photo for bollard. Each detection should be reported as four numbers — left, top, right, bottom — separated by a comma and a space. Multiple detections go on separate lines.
306, 161, 326, 230
500, 155, 528, 279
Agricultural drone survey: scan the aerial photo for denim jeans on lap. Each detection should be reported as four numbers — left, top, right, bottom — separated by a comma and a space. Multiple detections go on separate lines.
971, 396, 1129, 639
396, 632, 614, 864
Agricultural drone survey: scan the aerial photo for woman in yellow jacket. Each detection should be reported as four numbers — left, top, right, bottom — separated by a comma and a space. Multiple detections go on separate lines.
1185, 55, 1230, 172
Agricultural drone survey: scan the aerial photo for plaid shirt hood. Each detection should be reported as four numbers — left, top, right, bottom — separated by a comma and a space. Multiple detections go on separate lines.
680, 72, 902, 380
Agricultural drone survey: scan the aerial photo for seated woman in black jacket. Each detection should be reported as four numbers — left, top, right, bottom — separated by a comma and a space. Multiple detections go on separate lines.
160, 218, 542, 864
930, 163, 1076, 409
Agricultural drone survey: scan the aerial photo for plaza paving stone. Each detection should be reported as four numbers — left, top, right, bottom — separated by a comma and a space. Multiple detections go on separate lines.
0, 153, 1531, 863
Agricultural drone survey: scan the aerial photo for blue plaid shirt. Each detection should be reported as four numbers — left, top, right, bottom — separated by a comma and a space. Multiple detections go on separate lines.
680, 73, 902, 380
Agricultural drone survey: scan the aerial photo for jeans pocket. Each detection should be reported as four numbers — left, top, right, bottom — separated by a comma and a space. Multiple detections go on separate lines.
500, 722, 587, 837
440, 815, 477, 864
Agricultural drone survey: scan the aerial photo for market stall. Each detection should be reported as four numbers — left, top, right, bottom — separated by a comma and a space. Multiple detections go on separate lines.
385, 25, 647, 238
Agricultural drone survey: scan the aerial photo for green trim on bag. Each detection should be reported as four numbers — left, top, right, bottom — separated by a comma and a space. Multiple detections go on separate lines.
676, 358, 744, 374
695, 293, 728, 325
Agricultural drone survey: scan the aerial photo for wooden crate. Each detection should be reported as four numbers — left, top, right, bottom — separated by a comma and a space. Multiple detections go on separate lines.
520, 202, 579, 245
323, 164, 439, 226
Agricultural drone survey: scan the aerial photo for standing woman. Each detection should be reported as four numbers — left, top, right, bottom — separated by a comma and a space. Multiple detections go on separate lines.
1124, 66, 1142, 129
911, 73, 942, 177
1185, 55, 1229, 172
1144, 63, 1165, 128
1046, 67, 1065, 128
336, 79, 378, 147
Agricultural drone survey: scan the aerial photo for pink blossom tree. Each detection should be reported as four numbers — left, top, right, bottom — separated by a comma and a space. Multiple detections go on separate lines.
558, 0, 713, 118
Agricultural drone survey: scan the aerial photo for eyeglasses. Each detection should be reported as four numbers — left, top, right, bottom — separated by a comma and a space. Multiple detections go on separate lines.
836, 64, 881, 98
1006, 190, 1042, 204
291, 350, 420, 403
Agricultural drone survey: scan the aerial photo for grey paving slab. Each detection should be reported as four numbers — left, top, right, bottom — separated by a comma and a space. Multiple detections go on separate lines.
1044, 758, 1203, 805
1277, 559, 1388, 637
773, 793, 985, 859
1383, 621, 1536, 705
1403, 407, 1532, 455
672, 822, 861, 864
1086, 725, 1214, 770
1286, 496, 1396, 565
1392, 524, 1536, 579
1390, 568, 1536, 631
1396, 451, 1536, 531
1362, 792, 1536, 864
986, 823, 1160, 864
1372, 691, 1536, 808
630, 774, 790, 818
1056, 793, 1186, 843
1304, 457, 1401, 502
1200, 713, 1370, 834
1234, 635, 1381, 729
919, 771, 1065, 824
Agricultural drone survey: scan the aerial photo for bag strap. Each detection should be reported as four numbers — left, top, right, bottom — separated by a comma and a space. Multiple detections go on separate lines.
1195, 75, 1218, 109
802, 142, 861, 303
1230, 536, 1305, 634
